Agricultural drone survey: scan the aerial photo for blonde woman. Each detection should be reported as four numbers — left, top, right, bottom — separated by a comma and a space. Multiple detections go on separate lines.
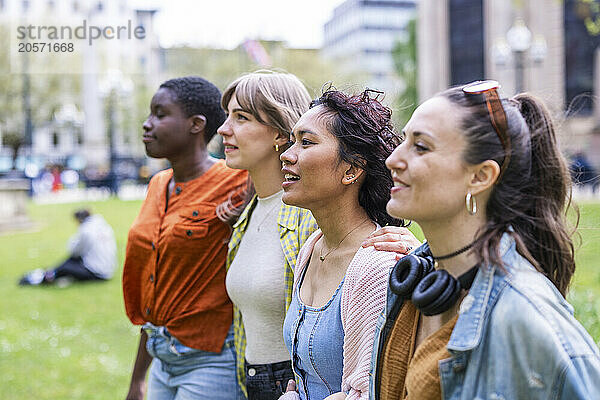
218, 71, 318, 400
218, 72, 417, 400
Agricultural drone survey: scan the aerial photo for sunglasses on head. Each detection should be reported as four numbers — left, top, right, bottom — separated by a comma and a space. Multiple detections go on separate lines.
462, 80, 511, 178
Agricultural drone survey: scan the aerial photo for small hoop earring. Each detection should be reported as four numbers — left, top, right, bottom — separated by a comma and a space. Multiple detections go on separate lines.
465, 192, 477, 215
274, 144, 279, 152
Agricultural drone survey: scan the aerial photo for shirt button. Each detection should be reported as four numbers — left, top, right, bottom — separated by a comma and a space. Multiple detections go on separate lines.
192, 210, 199, 217
453, 362, 465, 373
247, 368, 256, 377
145, 307, 150, 315
186, 230, 193, 237
175, 186, 182, 194
151, 242, 156, 250
149, 274, 154, 283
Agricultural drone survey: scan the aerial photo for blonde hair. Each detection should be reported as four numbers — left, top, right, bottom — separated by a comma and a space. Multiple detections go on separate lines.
221, 69, 312, 136
218, 70, 312, 224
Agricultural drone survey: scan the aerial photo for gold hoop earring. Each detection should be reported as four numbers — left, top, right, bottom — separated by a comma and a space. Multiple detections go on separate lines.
274, 144, 279, 152
465, 192, 477, 215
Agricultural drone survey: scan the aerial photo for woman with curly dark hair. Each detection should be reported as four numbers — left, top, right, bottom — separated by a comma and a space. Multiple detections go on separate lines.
279, 88, 420, 400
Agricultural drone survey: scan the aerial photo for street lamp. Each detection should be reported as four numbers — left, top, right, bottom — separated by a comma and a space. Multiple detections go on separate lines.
99, 70, 133, 195
54, 104, 84, 151
506, 19, 532, 93
22, 55, 33, 152
493, 19, 547, 93
18, 28, 33, 178
54, 103, 85, 175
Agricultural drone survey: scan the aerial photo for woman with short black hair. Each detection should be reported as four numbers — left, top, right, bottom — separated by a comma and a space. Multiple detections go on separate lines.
123, 76, 248, 400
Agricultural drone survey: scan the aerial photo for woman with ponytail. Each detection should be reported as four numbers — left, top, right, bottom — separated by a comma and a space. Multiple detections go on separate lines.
373, 80, 600, 400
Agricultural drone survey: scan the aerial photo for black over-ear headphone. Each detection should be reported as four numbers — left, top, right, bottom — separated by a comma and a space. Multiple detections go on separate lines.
389, 243, 478, 316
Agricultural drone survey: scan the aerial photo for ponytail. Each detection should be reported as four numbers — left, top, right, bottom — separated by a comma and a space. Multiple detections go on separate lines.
510, 94, 576, 295
442, 88, 577, 296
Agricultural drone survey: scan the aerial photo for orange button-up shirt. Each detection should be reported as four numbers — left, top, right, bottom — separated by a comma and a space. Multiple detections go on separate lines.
122, 161, 247, 352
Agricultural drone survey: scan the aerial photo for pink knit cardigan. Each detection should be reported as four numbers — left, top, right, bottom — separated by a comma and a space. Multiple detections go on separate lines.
293, 229, 396, 400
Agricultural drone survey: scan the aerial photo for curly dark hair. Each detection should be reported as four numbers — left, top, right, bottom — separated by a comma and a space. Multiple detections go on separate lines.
159, 76, 226, 143
310, 87, 407, 227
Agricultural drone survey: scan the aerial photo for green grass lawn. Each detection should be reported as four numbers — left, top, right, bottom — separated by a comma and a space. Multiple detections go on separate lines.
568, 202, 600, 340
0, 199, 599, 399
0, 199, 143, 400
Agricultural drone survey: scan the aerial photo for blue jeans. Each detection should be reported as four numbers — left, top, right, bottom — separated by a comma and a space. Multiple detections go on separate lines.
245, 359, 293, 400
144, 323, 244, 400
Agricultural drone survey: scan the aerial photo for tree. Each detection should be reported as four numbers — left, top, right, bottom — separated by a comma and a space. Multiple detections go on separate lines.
2, 132, 23, 170
392, 18, 417, 128
0, 22, 83, 168
574, 0, 600, 35
162, 41, 360, 98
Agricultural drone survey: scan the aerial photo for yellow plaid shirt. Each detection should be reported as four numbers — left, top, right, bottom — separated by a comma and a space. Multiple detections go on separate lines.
225, 195, 317, 397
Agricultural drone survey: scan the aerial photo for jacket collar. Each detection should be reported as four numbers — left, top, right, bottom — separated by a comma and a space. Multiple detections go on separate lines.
232, 195, 258, 230
277, 203, 301, 232
447, 233, 515, 352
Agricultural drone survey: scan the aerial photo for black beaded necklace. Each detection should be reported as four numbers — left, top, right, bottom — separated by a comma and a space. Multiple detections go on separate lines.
432, 239, 477, 260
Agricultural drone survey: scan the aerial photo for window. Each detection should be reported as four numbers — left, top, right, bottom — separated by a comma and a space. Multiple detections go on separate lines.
564, 0, 599, 115
449, 0, 485, 85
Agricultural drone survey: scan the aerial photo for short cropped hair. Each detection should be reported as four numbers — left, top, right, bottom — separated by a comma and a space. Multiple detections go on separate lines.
160, 76, 226, 143
74, 209, 90, 222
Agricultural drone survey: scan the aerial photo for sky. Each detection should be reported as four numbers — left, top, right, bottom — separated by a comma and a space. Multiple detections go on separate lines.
131, 0, 344, 49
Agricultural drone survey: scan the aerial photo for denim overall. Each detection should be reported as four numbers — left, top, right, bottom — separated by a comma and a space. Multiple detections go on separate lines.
283, 264, 345, 400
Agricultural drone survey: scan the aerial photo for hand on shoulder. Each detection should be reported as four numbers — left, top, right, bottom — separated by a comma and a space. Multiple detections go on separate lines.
361, 226, 422, 259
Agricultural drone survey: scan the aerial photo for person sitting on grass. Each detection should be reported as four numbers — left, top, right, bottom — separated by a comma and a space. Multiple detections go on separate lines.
18, 209, 116, 286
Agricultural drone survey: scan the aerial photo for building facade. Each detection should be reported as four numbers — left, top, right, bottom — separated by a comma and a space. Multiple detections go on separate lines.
418, 0, 600, 169
323, 0, 416, 97
0, 0, 161, 171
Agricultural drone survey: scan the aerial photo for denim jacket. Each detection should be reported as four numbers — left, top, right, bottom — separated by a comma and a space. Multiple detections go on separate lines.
370, 234, 600, 400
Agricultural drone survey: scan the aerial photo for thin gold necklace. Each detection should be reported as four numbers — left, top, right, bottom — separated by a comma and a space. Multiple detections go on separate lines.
319, 218, 370, 262
255, 199, 281, 232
